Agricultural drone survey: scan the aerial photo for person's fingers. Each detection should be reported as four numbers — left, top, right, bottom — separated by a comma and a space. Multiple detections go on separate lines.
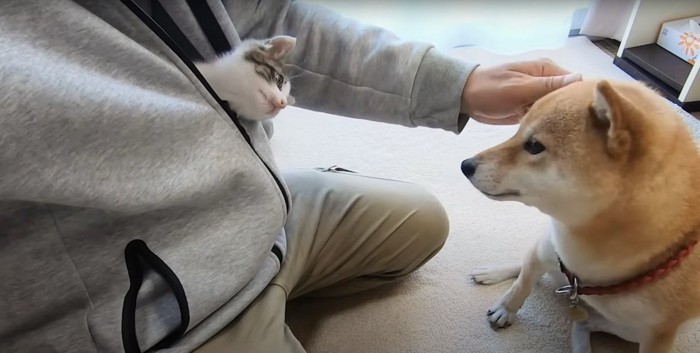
471, 113, 523, 125
506, 58, 572, 77
494, 114, 523, 125
520, 72, 582, 102
469, 104, 529, 125
546, 72, 582, 90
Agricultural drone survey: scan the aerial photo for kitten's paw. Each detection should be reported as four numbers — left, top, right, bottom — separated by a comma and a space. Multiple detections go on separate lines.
487, 303, 517, 329
470, 264, 521, 285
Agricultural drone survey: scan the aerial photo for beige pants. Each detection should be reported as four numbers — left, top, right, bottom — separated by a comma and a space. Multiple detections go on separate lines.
195, 168, 449, 353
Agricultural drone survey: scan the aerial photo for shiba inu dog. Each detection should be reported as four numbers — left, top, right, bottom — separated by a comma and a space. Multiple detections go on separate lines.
462, 79, 700, 353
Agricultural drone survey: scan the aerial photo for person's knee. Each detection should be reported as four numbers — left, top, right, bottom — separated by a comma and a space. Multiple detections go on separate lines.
383, 186, 449, 278
408, 187, 450, 256
282, 168, 450, 269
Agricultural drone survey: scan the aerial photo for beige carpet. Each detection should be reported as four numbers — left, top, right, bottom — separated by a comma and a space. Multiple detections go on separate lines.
271, 36, 700, 353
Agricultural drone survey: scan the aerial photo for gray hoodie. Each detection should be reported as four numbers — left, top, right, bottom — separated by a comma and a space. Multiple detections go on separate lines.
0, 0, 475, 352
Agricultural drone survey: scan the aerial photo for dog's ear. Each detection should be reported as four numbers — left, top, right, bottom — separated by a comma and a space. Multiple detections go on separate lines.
591, 80, 635, 159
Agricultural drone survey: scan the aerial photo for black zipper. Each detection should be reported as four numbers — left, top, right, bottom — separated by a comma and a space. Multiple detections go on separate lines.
120, 0, 290, 214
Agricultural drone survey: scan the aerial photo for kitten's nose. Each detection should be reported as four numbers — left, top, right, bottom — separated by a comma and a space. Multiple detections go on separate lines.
461, 158, 478, 178
273, 98, 287, 109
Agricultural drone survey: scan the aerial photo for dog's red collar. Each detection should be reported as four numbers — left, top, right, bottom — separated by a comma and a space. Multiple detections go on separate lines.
558, 238, 698, 296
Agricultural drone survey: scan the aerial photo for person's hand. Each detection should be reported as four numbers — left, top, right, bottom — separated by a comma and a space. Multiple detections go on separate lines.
461, 58, 582, 125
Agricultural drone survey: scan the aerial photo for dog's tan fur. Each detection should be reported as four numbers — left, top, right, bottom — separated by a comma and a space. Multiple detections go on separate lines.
464, 79, 700, 353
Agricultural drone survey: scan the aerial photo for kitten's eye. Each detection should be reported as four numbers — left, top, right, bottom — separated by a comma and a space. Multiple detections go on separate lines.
523, 139, 545, 155
273, 72, 284, 89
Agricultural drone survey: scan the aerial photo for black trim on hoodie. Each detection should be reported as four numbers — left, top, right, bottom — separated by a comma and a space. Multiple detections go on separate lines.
151, 0, 204, 61
185, 0, 233, 55
121, 240, 190, 353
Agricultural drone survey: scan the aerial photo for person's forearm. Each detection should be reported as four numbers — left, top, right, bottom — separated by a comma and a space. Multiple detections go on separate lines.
229, 0, 477, 133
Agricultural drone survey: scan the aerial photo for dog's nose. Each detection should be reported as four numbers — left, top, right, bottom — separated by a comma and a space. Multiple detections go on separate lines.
461, 159, 478, 178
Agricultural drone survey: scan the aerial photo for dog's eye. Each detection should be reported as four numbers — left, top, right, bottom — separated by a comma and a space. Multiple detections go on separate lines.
524, 139, 545, 155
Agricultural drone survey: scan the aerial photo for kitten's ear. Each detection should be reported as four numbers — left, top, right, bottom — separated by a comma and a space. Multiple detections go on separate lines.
264, 36, 296, 60
591, 80, 637, 159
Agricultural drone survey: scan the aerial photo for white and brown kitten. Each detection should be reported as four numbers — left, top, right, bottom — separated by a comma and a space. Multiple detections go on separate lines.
195, 35, 296, 121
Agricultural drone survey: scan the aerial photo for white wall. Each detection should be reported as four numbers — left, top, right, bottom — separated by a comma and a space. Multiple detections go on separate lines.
570, 7, 590, 32
303, 0, 591, 54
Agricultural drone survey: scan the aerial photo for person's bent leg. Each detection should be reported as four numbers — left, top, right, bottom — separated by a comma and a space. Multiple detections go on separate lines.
193, 284, 305, 353
276, 167, 450, 299
195, 167, 449, 353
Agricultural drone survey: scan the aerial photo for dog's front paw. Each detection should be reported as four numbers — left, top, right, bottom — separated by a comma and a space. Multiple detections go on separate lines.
470, 264, 520, 285
487, 303, 517, 329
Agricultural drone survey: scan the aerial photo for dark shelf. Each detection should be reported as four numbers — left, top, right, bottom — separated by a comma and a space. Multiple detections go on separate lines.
622, 44, 692, 91
614, 48, 700, 113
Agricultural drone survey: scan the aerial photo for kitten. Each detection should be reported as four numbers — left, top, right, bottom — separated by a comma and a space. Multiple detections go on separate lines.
195, 35, 296, 121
